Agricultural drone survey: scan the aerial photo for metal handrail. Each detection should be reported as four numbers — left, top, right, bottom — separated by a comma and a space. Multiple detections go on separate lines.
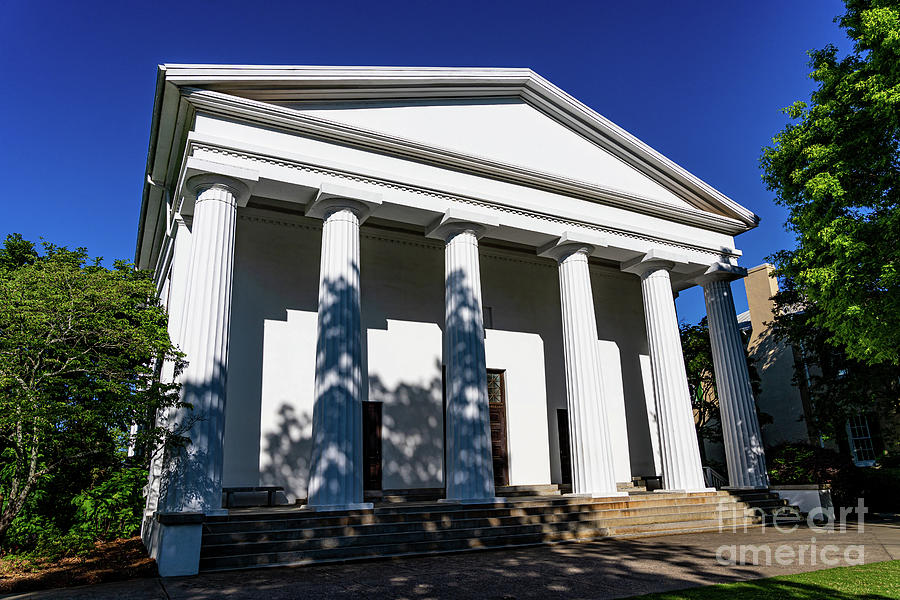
703, 466, 729, 489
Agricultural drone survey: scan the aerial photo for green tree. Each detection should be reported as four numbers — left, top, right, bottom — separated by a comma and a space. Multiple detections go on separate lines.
0, 234, 184, 542
760, 0, 900, 365
679, 318, 722, 457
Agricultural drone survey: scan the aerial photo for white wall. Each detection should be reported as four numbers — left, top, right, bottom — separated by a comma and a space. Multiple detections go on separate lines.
485, 330, 551, 485
590, 268, 659, 478
223, 208, 660, 500
597, 341, 633, 483
367, 320, 444, 490
288, 98, 692, 210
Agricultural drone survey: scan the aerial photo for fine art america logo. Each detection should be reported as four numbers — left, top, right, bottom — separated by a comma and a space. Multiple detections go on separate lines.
714, 499, 868, 567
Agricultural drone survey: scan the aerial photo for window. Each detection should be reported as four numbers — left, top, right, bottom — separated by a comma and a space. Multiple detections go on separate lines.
487, 371, 504, 403
846, 415, 877, 466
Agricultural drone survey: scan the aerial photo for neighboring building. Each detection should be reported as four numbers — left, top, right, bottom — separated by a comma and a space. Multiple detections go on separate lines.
741, 264, 815, 447
733, 264, 893, 467
136, 65, 769, 574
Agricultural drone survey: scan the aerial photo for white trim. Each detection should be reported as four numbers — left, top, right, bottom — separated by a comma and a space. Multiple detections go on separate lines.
157, 65, 758, 225
182, 88, 750, 235
182, 139, 742, 262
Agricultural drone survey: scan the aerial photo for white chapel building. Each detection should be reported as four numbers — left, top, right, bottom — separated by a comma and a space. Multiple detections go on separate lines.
137, 65, 769, 573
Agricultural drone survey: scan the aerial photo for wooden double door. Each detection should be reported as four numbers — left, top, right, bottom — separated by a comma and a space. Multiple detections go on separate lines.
362, 369, 511, 492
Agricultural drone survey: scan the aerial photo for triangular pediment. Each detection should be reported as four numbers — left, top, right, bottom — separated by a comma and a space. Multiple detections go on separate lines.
278, 97, 694, 210
139, 65, 760, 267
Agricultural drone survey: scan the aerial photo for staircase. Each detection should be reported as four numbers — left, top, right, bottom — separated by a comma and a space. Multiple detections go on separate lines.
199, 489, 800, 572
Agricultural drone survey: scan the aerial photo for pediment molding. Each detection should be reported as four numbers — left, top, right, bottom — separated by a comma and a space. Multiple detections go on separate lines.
160, 65, 757, 228
137, 65, 757, 271
183, 87, 749, 235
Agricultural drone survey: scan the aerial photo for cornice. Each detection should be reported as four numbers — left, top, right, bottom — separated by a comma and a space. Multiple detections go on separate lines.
158, 65, 757, 225
192, 141, 739, 262
183, 87, 751, 236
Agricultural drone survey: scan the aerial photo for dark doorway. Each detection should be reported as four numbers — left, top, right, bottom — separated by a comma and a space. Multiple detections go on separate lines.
487, 370, 509, 487
557, 408, 572, 486
362, 401, 383, 491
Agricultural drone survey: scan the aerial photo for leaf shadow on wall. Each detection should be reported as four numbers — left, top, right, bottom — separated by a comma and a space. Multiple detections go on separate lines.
160, 360, 227, 513
260, 404, 312, 503
369, 365, 444, 490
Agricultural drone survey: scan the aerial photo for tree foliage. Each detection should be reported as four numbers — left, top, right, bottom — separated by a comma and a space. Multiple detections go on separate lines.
0, 234, 183, 544
760, 0, 900, 365
680, 318, 722, 450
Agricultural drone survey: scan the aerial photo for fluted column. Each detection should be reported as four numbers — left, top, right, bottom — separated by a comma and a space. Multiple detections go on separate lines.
305, 185, 380, 511
544, 241, 620, 497
637, 262, 707, 491
427, 211, 499, 503
443, 228, 496, 501
163, 175, 247, 515
702, 269, 769, 488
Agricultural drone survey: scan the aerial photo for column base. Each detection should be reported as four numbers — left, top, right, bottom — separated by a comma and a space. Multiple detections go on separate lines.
301, 502, 374, 512
565, 491, 629, 499
439, 497, 507, 505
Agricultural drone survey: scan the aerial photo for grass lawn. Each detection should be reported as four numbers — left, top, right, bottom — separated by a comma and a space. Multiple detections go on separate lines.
633, 559, 900, 599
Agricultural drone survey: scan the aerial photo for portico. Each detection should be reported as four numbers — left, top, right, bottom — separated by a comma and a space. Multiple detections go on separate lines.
137, 65, 767, 575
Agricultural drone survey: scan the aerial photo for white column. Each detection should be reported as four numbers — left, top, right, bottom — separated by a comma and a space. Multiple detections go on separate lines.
540, 235, 621, 497
305, 185, 380, 511
427, 210, 499, 503
443, 228, 497, 502
702, 269, 769, 488
636, 261, 707, 491
163, 175, 248, 515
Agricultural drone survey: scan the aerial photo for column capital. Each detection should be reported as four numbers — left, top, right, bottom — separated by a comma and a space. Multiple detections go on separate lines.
306, 183, 382, 223
425, 207, 499, 242
620, 249, 689, 276
182, 158, 259, 214
185, 174, 253, 208
537, 231, 608, 262
696, 262, 748, 286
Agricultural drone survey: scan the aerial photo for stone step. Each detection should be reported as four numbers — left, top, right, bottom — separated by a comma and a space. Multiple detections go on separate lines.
202, 507, 759, 549
205, 502, 759, 540
201, 511, 757, 559
212, 493, 723, 523
497, 486, 561, 497
199, 515, 759, 571
364, 488, 443, 503
206, 496, 747, 533
198, 490, 803, 572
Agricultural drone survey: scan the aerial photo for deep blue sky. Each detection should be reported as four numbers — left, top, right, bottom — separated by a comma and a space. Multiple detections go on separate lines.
0, 1, 848, 323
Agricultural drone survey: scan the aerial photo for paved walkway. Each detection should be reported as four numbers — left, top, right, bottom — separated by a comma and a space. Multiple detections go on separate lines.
5, 518, 900, 600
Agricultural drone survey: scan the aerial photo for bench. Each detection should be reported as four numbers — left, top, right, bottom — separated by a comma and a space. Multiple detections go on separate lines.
222, 486, 284, 508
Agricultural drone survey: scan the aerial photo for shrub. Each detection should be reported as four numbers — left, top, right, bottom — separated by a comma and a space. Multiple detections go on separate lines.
0, 466, 147, 560
767, 442, 862, 507
69, 467, 147, 543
